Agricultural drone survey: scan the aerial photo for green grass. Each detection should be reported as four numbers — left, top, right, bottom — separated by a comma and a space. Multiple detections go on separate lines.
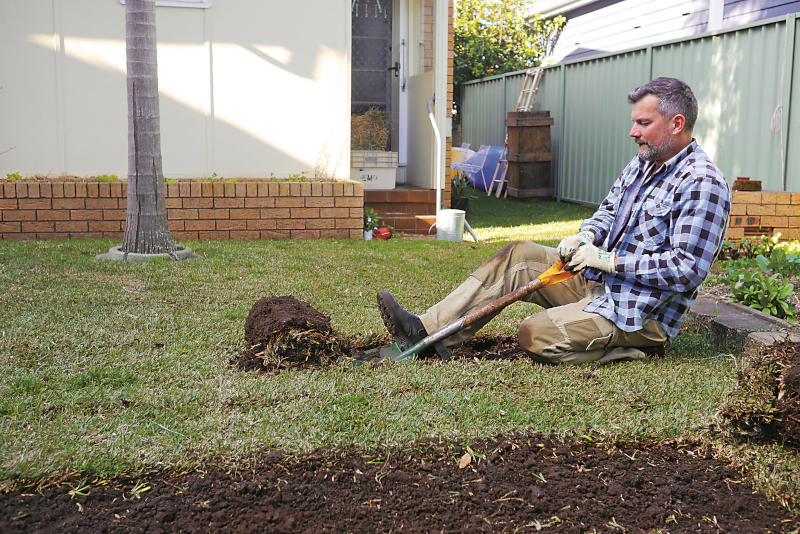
1, 195, 798, 505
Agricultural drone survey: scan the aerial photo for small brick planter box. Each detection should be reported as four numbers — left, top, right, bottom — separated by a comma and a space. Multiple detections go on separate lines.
0, 179, 364, 241
727, 191, 800, 240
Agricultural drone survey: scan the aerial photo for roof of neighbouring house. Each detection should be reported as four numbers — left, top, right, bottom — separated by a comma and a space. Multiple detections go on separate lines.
528, 0, 603, 18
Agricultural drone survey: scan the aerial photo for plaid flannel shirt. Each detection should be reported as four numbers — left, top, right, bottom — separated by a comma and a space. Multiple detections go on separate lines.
579, 140, 731, 339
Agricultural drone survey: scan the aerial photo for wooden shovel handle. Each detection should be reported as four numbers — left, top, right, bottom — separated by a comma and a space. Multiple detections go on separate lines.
462, 260, 574, 328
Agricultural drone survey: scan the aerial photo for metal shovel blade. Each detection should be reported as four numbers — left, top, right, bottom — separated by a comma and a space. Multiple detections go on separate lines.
352, 342, 405, 365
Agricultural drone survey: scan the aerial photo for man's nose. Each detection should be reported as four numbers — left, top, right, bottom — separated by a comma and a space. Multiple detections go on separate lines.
629, 124, 639, 137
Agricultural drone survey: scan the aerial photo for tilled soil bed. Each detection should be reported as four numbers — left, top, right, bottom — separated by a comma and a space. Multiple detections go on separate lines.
2, 434, 797, 533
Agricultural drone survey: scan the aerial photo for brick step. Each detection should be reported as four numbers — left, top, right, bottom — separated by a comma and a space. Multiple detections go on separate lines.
366, 201, 435, 215
365, 189, 436, 203
375, 212, 436, 235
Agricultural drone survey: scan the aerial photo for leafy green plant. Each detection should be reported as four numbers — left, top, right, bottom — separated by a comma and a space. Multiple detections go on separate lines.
284, 172, 307, 182
5, 172, 22, 181
718, 235, 780, 261
729, 257, 797, 322
363, 207, 382, 231
451, 176, 477, 201
95, 174, 118, 182
759, 248, 800, 277
267, 171, 308, 182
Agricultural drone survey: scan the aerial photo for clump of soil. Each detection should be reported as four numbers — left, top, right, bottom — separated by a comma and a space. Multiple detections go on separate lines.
719, 340, 800, 447
2, 434, 796, 532
236, 296, 349, 372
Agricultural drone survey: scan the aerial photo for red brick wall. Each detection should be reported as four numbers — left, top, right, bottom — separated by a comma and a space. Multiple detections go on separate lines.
0, 180, 364, 241
727, 191, 800, 240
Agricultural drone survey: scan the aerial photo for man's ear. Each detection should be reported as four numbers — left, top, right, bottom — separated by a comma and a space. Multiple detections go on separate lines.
671, 114, 687, 135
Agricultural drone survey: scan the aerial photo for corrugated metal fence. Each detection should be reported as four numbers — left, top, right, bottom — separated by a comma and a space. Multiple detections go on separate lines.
461, 13, 799, 205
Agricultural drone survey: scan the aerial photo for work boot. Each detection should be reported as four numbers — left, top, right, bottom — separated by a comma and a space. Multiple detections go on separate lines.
376, 291, 428, 350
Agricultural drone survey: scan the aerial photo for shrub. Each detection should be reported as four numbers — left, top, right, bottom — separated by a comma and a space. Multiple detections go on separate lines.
728, 255, 797, 322
363, 207, 382, 232
451, 175, 477, 201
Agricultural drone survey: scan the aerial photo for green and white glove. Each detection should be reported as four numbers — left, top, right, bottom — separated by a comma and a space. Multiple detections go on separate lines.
557, 230, 595, 261
565, 242, 616, 273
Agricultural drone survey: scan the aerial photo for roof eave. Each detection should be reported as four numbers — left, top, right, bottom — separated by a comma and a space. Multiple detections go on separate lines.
527, 0, 600, 19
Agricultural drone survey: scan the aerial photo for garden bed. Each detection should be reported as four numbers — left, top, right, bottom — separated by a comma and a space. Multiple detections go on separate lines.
0, 178, 364, 241
1, 434, 796, 532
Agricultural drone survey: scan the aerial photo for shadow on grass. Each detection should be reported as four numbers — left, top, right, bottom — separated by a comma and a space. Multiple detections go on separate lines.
235, 331, 728, 373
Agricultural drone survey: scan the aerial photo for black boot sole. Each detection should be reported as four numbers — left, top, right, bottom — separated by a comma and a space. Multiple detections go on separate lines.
377, 291, 414, 350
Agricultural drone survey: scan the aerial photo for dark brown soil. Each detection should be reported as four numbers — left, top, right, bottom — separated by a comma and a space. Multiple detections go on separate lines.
2, 434, 796, 533
236, 296, 349, 372
719, 340, 800, 447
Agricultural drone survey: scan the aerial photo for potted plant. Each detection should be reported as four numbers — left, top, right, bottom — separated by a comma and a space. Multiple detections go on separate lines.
450, 175, 477, 214
363, 207, 381, 240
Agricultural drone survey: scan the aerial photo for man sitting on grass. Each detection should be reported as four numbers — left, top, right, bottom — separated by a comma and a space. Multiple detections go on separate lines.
378, 77, 731, 364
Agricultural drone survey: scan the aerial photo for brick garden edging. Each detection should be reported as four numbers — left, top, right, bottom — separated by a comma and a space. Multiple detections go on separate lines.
0, 179, 364, 241
727, 191, 800, 240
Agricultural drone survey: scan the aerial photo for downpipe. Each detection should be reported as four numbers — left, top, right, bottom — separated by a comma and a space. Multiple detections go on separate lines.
427, 95, 478, 243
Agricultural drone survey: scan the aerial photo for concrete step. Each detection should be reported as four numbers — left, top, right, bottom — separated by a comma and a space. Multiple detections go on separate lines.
684, 295, 799, 353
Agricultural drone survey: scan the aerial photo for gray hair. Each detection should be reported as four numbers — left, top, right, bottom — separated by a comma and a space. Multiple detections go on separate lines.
627, 77, 698, 131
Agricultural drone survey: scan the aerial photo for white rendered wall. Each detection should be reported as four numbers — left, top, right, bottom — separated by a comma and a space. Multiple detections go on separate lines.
0, 0, 351, 179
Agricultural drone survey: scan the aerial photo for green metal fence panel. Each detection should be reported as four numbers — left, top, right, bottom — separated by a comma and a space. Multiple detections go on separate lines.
461, 75, 507, 148
461, 13, 800, 204
559, 50, 650, 205
653, 20, 788, 190
531, 67, 565, 196
787, 16, 800, 192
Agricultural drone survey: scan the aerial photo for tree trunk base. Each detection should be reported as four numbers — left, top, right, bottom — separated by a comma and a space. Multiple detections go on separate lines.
96, 244, 195, 263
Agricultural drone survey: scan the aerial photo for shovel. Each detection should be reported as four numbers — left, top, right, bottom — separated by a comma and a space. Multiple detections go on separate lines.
354, 259, 576, 364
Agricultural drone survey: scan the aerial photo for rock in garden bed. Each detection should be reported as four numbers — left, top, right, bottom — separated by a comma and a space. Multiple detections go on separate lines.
236, 296, 349, 372
719, 340, 800, 447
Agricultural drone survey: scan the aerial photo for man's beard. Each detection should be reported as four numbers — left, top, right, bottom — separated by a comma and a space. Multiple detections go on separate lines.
638, 139, 674, 161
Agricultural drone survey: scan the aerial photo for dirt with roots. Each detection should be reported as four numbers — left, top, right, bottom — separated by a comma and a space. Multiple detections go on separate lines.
719, 340, 800, 447
236, 296, 349, 372
2, 434, 797, 533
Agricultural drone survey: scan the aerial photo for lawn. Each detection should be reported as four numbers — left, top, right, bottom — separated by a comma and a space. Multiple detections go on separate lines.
1, 194, 798, 506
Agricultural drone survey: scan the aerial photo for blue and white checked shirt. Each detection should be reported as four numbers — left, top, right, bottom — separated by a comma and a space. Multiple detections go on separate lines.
579, 140, 731, 339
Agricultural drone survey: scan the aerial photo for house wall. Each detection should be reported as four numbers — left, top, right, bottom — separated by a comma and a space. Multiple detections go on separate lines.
550, 0, 800, 62
0, 0, 351, 180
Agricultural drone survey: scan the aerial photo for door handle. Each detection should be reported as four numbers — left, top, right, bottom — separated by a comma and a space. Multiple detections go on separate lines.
387, 61, 400, 77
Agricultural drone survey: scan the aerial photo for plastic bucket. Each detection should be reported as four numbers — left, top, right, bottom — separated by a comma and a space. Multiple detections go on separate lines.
436, 209, 466, 241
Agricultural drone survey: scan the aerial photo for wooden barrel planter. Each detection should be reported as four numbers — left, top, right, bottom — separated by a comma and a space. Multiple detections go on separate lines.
506, 110, 554, 199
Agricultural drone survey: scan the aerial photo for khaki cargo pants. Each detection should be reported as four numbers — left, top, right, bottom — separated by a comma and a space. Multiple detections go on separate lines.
419, 241, 667, 364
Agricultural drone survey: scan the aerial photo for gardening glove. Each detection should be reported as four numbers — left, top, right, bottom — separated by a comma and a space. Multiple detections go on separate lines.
557, 230, 595, 261
565, 242, 616, 273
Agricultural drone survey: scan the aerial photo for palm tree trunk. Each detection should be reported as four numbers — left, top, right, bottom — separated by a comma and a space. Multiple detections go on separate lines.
122, 0, 175, 254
